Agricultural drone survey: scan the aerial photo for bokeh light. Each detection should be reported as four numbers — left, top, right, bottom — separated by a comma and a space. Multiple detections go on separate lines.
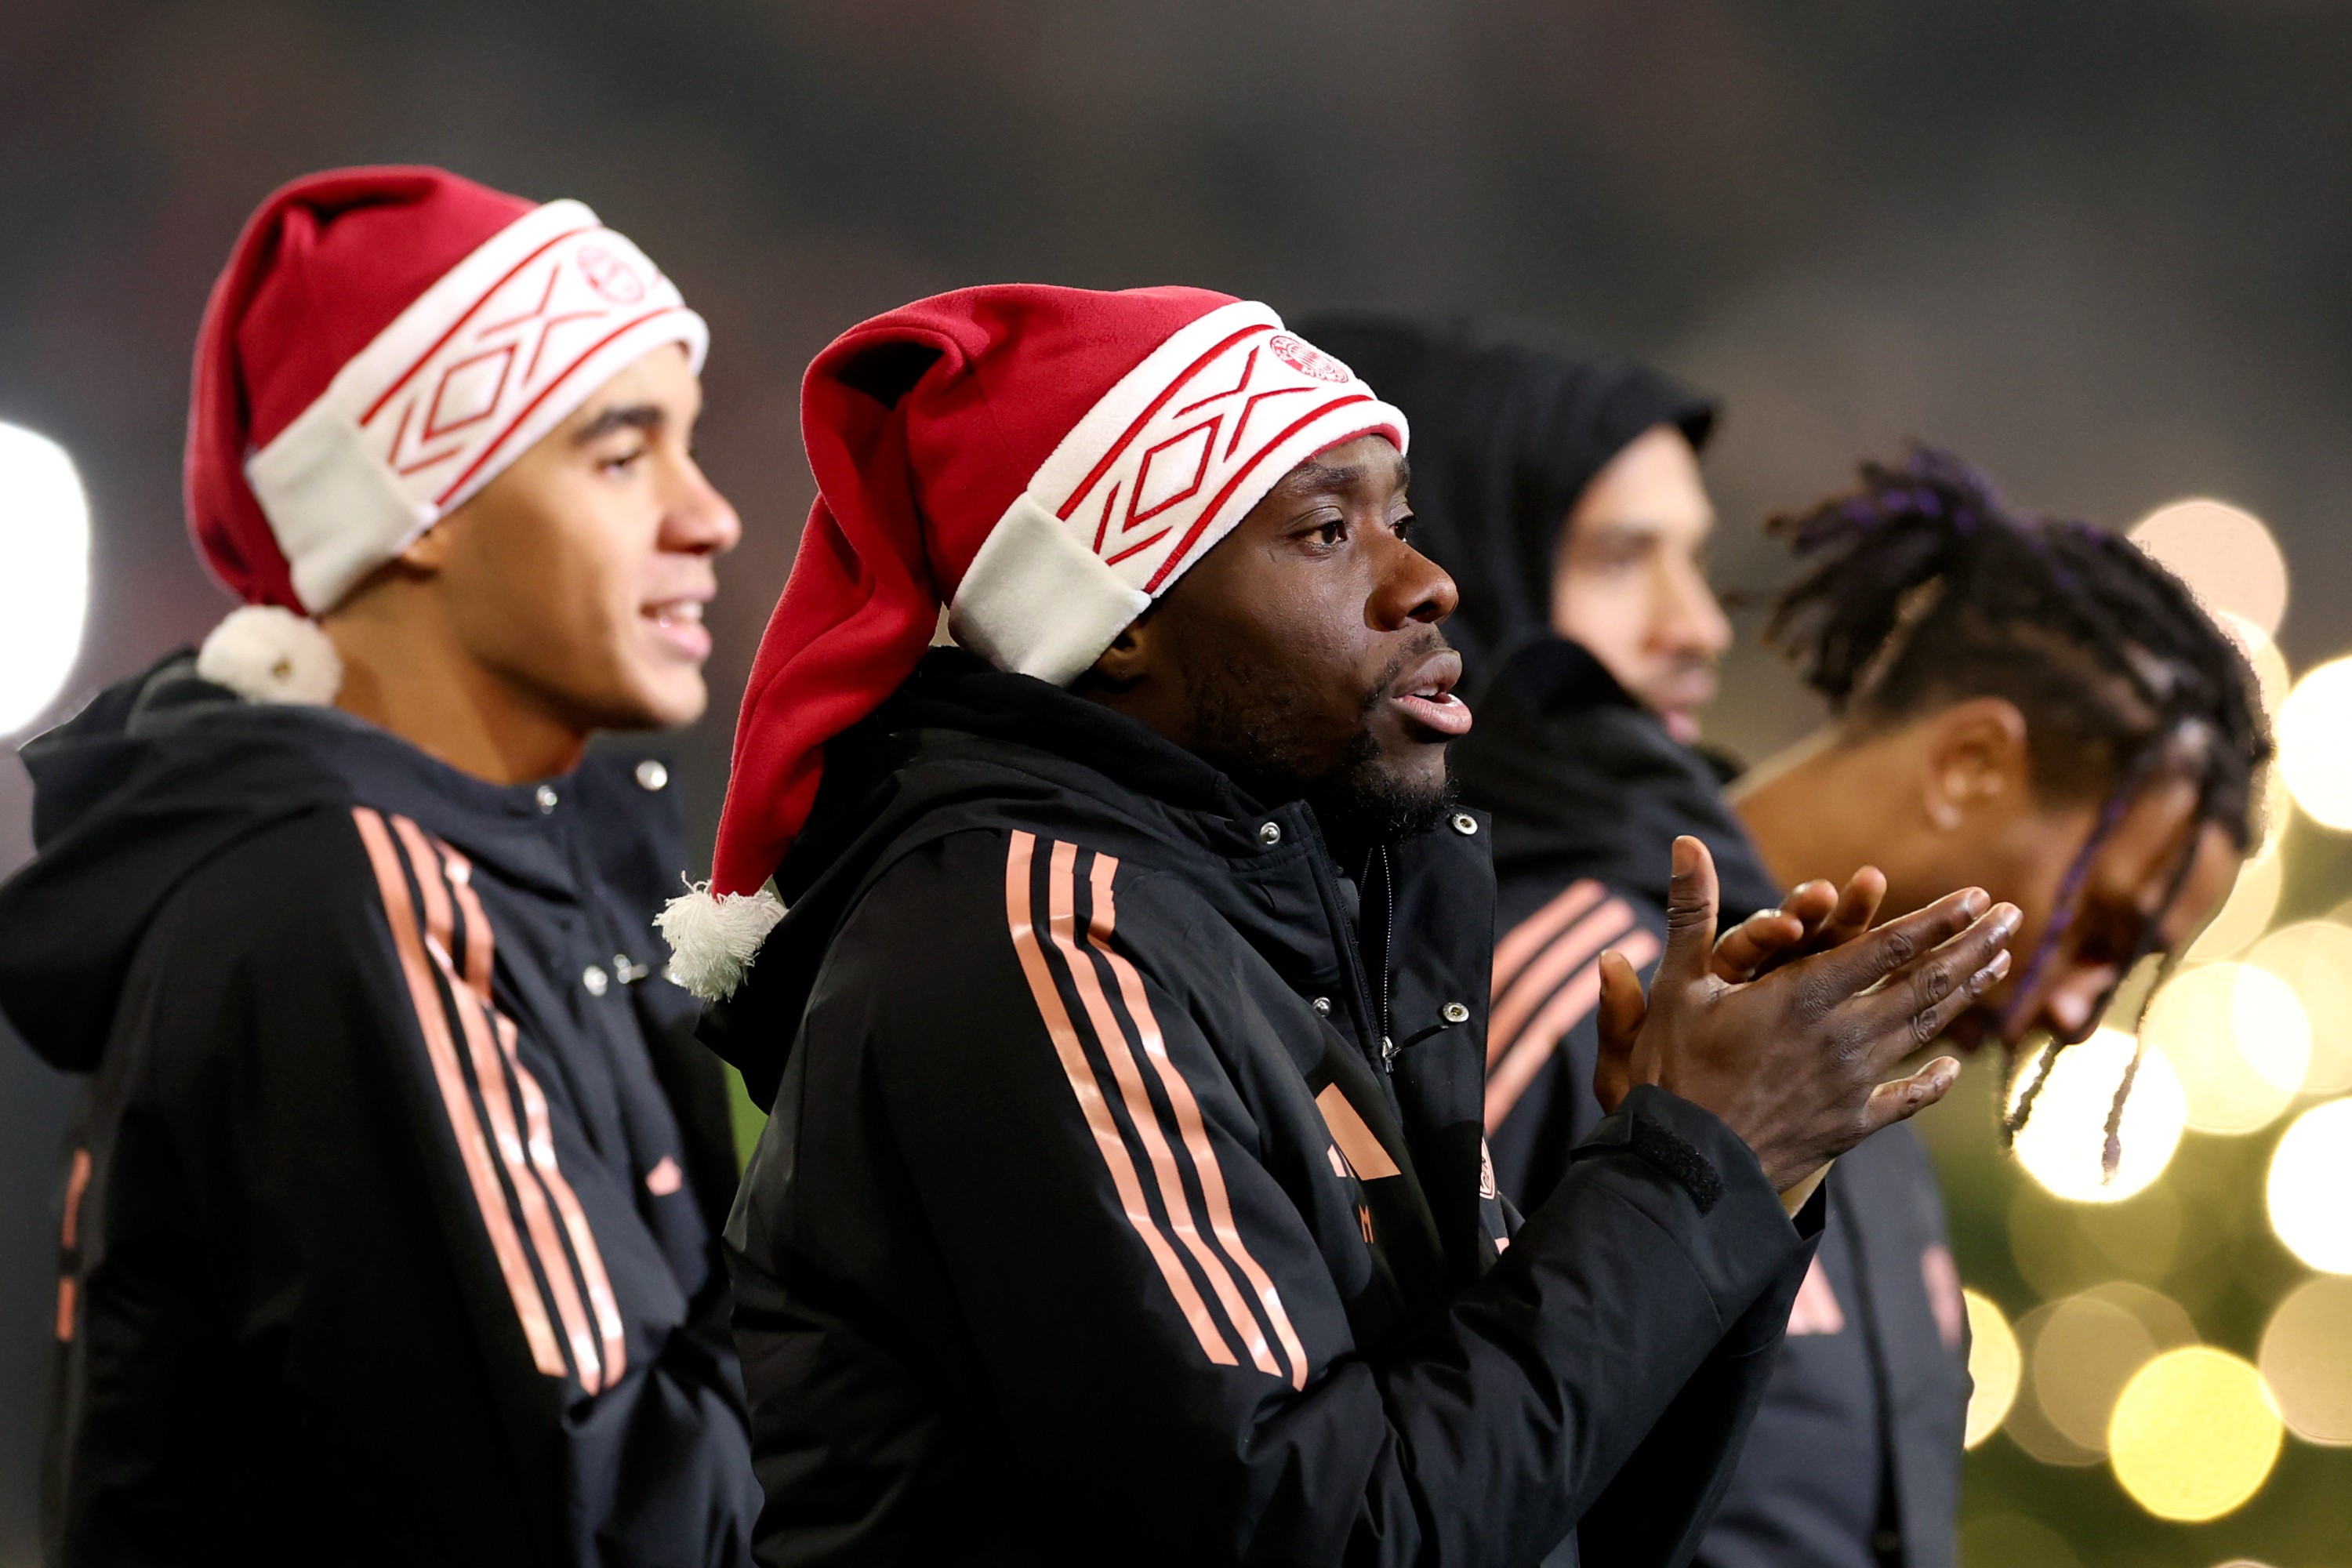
2276, 656, 2352, 832
2141, 964, 2308, 1134
2005, 1301, 2104, 1465
2257, 1275, 2352, 1445
2081, 1279, 2198, 1350
2009, 1183, 2186, 1299
2218, 612, 2292, 723
2008, 1028, 2186, 1202
1963, 1288, 2022, 1449
2029, 1290, 2159, 1451
2128, 499, 2288, 639
2107, 1347, 2282, 1521
0, 422, 93, 736
2267, 1098, 2352, 1272
2187, 854, 2283, 961
2247, 921, 2352, 1094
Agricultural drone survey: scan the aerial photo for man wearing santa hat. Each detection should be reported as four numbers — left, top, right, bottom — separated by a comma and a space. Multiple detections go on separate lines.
0, 168, 760, 1563
674, 285, 2020, 1564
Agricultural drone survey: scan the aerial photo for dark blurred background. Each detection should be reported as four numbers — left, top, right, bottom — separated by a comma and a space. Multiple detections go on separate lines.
8, 3, 2352, 1563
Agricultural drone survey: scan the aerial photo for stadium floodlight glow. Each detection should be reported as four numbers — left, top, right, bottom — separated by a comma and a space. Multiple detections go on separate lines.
2277, 655, 2352, 832
1961, 1289, 2020, 1449
2187, 853, 2282, 961
0, 422, 92, 736
2127, 497, 2288, 639
2007, 1027, 2186, 1202
2107, 1347, 2281, 1521
2267, 1098, 2352, 1272
2141, 964, 2308, 1135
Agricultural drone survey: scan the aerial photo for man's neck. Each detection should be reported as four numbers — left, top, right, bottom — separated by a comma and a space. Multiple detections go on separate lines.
324, 615, 589, 786
1726, 727, 1875, 895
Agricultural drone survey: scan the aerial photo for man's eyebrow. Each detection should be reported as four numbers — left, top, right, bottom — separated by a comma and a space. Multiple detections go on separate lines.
1287, 452, 1411, 495
570, 404, 666, 445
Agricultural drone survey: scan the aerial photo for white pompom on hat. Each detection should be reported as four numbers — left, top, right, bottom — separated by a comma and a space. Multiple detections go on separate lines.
195, 605, 345, 706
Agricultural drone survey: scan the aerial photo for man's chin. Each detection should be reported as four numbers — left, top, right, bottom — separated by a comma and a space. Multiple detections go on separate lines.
1308, 750, 1456, 849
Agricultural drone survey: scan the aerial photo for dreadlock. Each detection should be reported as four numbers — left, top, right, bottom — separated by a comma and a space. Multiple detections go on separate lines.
1763, 445, 2274, 1174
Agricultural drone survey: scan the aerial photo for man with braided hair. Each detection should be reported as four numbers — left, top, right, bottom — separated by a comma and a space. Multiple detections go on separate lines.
1709, 448, 2266, 1568
1444, 437, 2265, 1568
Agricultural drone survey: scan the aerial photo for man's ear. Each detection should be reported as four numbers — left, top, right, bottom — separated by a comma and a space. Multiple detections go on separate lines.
1085, 611, 1156, 690
1922, 696, 2033, 829
391, 515, 459, 575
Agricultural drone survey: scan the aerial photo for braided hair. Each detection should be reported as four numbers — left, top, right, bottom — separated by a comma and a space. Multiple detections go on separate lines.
1763, 446, 2274, 1173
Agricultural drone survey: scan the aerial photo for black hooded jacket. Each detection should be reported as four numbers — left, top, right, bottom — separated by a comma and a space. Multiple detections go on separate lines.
1315, 318, 1968, 1568
1455, 648, 1966, 1568
0, 655, 760, 1566
709, 650, 1820, 1568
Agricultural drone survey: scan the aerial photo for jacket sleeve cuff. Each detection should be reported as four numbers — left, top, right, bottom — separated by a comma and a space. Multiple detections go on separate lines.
1563, 1084, 1806, 1312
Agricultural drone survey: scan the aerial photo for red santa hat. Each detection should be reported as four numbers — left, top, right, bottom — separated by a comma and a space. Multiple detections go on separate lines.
659, 284, 1406, 999
183, 165, 706, 703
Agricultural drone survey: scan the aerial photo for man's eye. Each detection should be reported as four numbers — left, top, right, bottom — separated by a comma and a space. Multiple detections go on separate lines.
599, 446, 648, 475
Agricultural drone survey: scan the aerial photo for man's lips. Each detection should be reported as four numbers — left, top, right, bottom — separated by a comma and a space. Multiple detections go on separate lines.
644, 596, 712, 660
1388, 650, 1473, 739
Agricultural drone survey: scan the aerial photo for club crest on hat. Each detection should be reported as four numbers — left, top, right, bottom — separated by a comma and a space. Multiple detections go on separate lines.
578, 245, 646, 304
1267, 333, 1352, 384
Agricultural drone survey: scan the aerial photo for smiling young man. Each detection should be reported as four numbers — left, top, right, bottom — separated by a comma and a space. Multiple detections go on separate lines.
0, 168, 760, 1566
662, 286, 2019, 1566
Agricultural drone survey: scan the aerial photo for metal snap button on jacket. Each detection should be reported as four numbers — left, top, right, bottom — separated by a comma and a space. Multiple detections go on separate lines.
634, 759, 670, 792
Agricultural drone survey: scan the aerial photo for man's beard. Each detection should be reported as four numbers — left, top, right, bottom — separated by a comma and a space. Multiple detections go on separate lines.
1185, 636, 1457, 852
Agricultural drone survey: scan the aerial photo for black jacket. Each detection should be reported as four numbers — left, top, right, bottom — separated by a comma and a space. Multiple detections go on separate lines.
0, 655, 760, 1567
1456, 643, 1969, 1568
710, 651, 1820, 1567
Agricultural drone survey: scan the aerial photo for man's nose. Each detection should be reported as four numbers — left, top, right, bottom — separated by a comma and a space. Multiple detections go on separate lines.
1374, 532, 1458, 630
1654, 556, 1732, 658
663, 453, 742, 557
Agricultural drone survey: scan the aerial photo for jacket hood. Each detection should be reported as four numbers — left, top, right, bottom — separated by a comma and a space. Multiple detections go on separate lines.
0, 652, 673, 1070
1452, 638, 1780, 922
1295, 314, 1716, 684
0, 656, 358, 1067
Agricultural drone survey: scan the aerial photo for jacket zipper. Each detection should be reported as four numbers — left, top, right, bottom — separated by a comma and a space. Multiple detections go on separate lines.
1290, 811, 1392, 1076
1373, 844, 1396, 1073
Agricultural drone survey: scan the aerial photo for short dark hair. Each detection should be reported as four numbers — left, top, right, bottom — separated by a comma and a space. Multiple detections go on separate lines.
1762, 445, 2275, 1170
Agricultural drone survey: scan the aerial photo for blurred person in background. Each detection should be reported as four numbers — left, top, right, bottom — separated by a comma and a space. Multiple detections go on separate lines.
667, 285, 2019, 1566
1311, 321, 2264, 1568
0, 168, 760, 1566
1704, 452, 2267, 1568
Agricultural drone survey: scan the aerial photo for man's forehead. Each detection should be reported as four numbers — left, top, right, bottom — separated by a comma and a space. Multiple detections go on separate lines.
1275, 437, 1409, 499
564, 343, 701, 433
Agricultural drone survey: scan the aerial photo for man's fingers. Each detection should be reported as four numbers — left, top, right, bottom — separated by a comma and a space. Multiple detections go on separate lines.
1592, 950, 1645, 1113
1800, 885, 1994, 1004
1711, 909, 1808, 982
1886, 945, 2013, 1053
1859, 1055, 1962, 1137
1657, 836, 1721, 989
1812, 868, 1887, 953
1779, 880, 1839, 933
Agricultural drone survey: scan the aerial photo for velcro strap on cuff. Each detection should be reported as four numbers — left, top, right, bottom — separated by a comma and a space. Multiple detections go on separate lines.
1571, 1108, 1727, 1215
